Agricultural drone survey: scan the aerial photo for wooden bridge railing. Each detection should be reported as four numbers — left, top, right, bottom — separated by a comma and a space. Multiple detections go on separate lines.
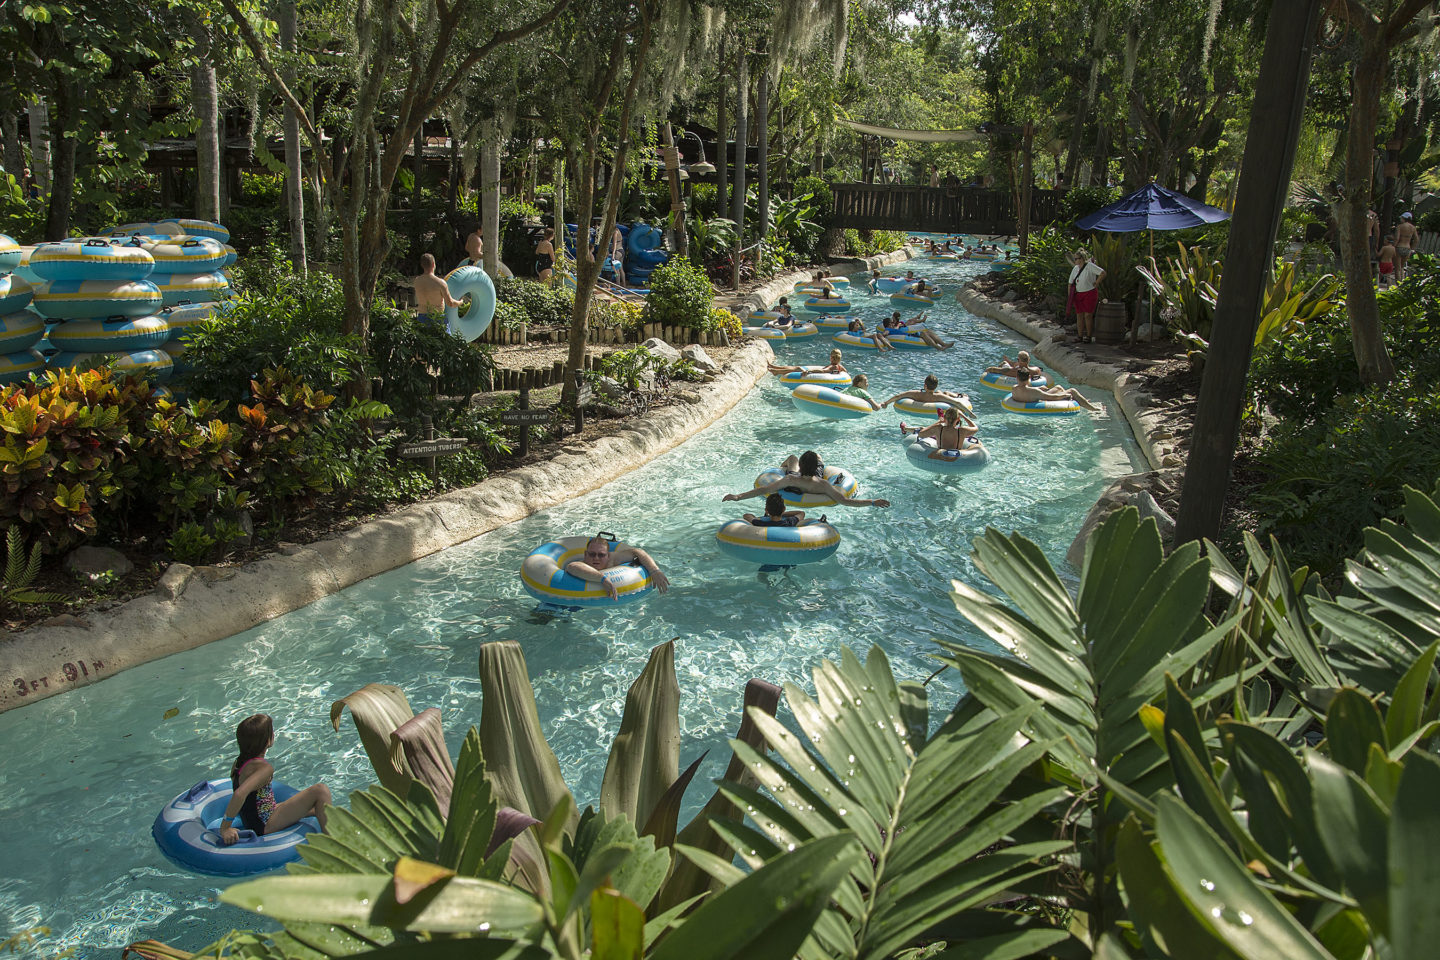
830, 184, 1065, 235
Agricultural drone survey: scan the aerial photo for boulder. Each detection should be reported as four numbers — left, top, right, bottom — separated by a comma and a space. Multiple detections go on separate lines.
155, 563, 195, 601
641, 338, 683, 363
597, 376, 628, 400
64, 545, 133, 581
680, 344, 720, 374
1133, 489, 1176, 542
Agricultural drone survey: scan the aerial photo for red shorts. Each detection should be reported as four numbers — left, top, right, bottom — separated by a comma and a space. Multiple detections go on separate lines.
1379, 262, 1394, 275
1074, 289, 1099, 313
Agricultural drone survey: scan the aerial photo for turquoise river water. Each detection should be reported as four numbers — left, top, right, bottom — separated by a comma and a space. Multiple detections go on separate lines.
0, 256, 1142, 956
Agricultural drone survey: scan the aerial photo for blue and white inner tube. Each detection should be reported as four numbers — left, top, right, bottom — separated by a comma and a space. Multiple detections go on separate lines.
790, 383, 872, 420
0, 349, 45, 386
981, 370, 1048, 391
152, 778, 319, 877
715, 518, 841, 566
0, 275, 34, 315
744, 325, 787, 340
1001, 394, 1081, 416
444, 265, 497, 342
813, 315, 854, 330
777, 368, 852, 390
754, 465, 860, 508
143, 237, 228, 275
903, 434, 990, 474
887, 332, 936, 350
33, 278, 163, 319
874, 277, 915, 294
786, 322, 819, 338
519, 536, 655, 609
0, 309, 45, 353
792, 276, 848, 291
0, 234, 22, 275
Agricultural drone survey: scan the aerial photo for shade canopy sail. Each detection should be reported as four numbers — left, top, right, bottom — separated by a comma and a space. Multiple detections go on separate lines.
1074, 182, 1231, 233
838, 119, 986, 143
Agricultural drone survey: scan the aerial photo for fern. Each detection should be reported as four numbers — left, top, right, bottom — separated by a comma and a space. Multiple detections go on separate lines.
2, 528, 67, 608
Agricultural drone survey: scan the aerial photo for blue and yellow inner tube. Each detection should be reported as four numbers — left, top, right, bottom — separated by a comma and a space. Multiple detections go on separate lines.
31, 239, 155, 283
149, 271, 230, 308
48, 347, 174, 383
754, 465, 860, 507
519, 536, 655, 609
715, 518, 840, 566
802, 296, 851, 314
785, 322, 818, 338
890, 292, 935, 307
144, 237, 228, 274
1001, 394, 1081, 416
777, 368, 851, 390
813, 314, 854, 330
790, 383, 872, 420
0, 309, 44, 353
34, 278, 163, 319
886, 332, 936, 350
792, 276, 849, 291
893, 395, 972, 418
159, 218, 231, 244
49, 315, 171, 352
153, 778, 319, 877
980, 370, 1048, 391
0, 348, 45, 386
744, 325, 787, 340
0, 275, 34, 315
874, 277, 910, 294
0, 234, 22, 275
831, 331, 883, 350
903, 434, 990, 474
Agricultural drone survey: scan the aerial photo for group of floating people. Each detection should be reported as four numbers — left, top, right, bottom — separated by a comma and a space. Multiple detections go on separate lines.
911, 237, 1012, 260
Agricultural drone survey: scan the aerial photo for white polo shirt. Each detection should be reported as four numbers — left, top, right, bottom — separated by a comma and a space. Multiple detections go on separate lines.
1069, 261, 1105, 293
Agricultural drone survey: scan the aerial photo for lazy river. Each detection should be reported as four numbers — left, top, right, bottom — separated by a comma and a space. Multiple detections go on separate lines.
0, 256, 1143, 957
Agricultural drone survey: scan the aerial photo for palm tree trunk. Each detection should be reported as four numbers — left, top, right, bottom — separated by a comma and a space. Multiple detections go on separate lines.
1338, 40, 1395, 386
280, 0, 306, 271
480, 118, 502, 276
191, 19, 221, 221
42, 83, 76, 241
1, 111, 21, 186
716, 36, 727, 217
757, 57, 770, 239
26, 97, 50, 195
731, 43, 747, 290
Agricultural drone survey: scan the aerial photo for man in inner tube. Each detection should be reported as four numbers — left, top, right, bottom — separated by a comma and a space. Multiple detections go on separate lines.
566, 535, 670, 599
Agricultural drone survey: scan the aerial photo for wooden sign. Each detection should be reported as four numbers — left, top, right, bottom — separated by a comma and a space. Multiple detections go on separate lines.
500, 409, 551, 426
395, 438, 469, 458
575, 384, 594, 406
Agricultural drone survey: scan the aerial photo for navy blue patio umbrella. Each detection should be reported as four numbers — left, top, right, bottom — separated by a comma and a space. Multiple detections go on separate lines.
1074, 182, 1231, 341
1074, 181, 1231, 233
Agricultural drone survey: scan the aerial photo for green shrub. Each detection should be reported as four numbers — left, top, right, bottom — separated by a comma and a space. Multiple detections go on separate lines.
1057, 185, 1118, 225
183, 264, 362, 406
1246, 381, 1440, 578
643, 257, 713, 328
841, 228, 907, 258
494, 276, 574, 326
369, 303, 496, 421
1003, 225, 1072, 303
491, 300, 529, 331
792, 176, 834, 228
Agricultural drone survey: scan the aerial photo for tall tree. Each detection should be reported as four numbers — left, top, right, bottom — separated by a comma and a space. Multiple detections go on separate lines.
279, 0, 306, 272
191, 15, 222, 221
218, 0, 570, 386
1331, 0, 1436, 386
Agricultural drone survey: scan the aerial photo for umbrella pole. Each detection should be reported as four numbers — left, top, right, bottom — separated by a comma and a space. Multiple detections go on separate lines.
1147, 229, 1155, 342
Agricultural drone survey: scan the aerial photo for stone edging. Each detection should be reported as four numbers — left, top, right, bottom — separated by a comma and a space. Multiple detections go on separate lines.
957, 286, 1191, 565
736, 248, 915, 318
0, 342, 774, 715
956, 288, 1185, 472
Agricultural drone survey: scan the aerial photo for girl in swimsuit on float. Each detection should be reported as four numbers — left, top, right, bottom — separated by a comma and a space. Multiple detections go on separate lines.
217, 713, 332, 845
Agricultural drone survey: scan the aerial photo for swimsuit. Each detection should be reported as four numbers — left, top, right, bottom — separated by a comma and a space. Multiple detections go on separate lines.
417, 312, 443, 327
534, 252, 554, 274
231, 756, 276, 833
751, 516, 800, 527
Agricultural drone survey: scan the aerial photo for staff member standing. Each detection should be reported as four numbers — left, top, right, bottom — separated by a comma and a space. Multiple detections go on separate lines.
1068, 249, 1106, 344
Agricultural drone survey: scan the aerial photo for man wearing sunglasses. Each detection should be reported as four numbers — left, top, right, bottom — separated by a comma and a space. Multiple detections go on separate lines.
565, 535, 670, 600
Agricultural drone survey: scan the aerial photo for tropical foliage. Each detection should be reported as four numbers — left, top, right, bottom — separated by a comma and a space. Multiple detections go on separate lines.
119, 479, 1440, 960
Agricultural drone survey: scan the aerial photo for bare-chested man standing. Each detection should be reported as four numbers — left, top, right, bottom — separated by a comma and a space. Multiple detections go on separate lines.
1396, 212, 1419, 282
413, 253, 462, 327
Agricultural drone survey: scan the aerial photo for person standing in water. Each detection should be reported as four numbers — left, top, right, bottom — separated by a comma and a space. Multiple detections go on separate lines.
218, 713, 332, 845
